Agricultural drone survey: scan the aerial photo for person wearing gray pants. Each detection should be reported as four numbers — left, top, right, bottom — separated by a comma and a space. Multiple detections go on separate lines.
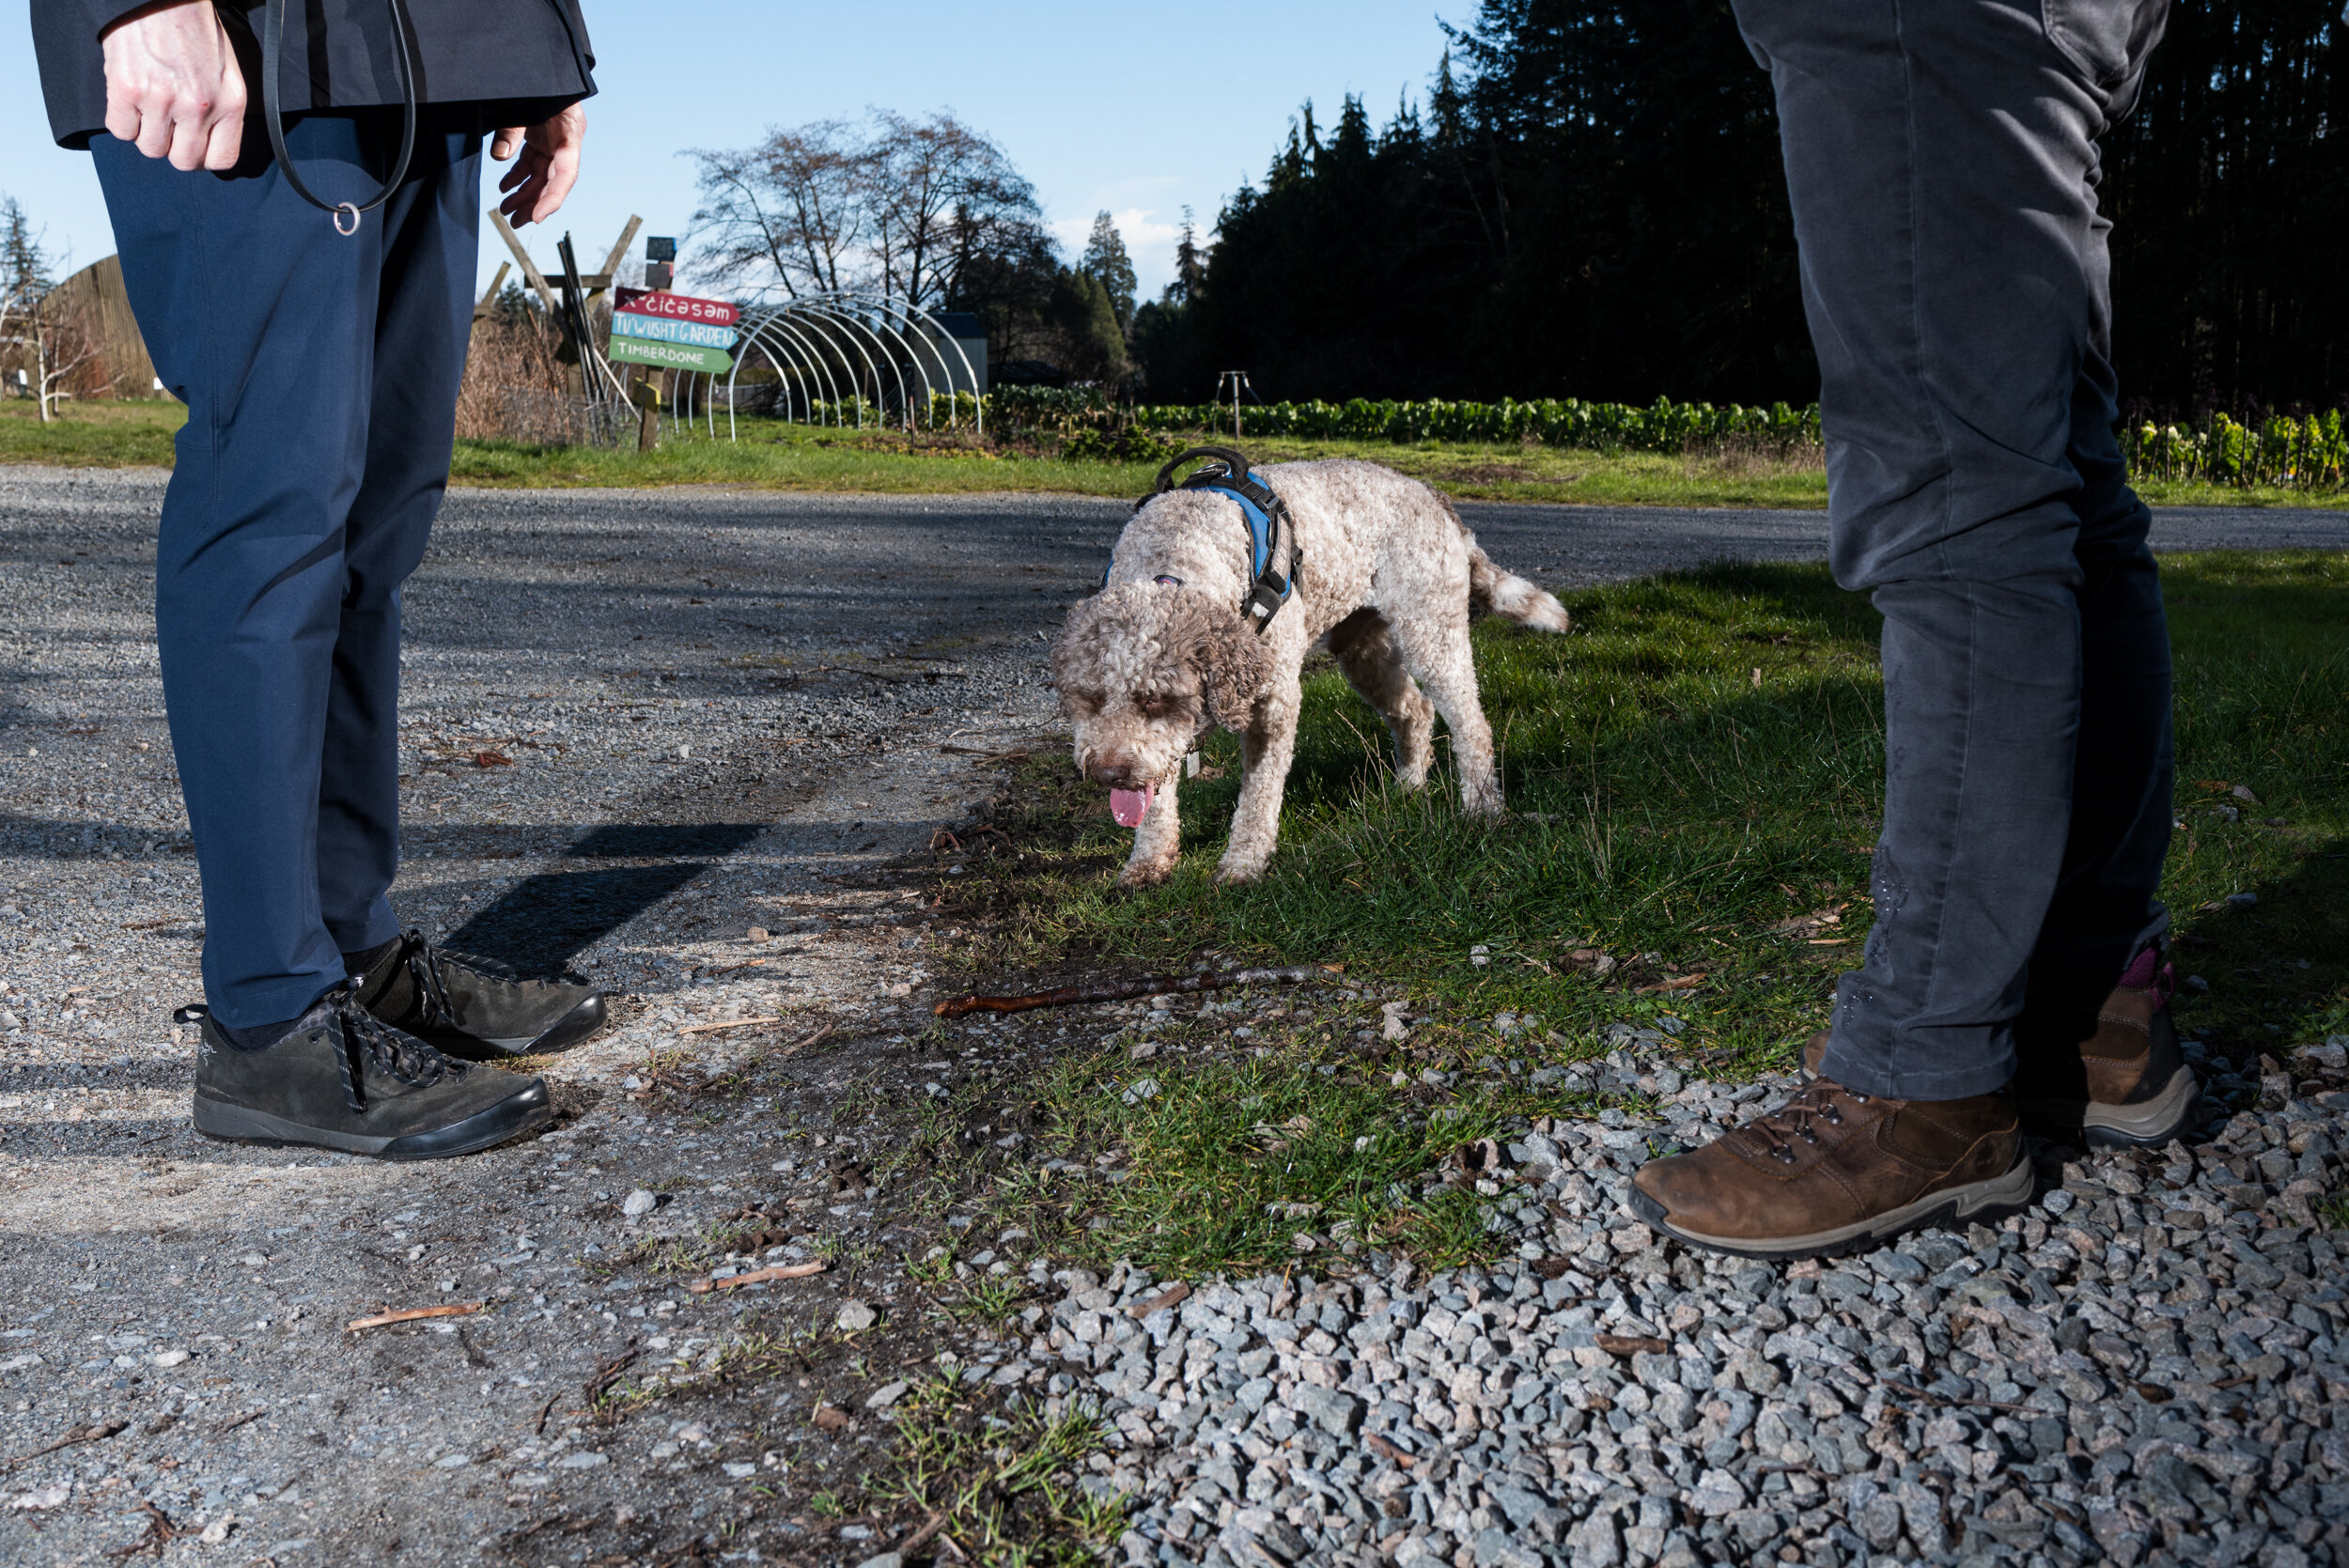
1632, 0, 2196, 1261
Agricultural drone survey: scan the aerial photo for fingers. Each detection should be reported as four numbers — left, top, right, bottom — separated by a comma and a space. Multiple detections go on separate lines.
202, 109, 243, 172
529, 141, 581, 224
499, 175, 545, 226
165, 108, 211, 171
491, 128, 521, 161
102, 90, 144, 147
132, 92, 178, 161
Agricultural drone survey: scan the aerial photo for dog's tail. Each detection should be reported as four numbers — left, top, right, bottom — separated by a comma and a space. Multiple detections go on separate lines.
1438, 489, 1570, 632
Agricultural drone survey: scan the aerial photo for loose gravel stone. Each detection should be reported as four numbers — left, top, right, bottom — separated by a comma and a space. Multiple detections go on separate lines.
1056, 1044, 2349, 1568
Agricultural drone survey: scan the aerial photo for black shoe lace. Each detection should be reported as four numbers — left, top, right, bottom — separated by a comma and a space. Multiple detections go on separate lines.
1749, 1081, 1871, 1165
398, 928, 529, 1031
333, 981, 465, 1112
400, 930, 461, 1031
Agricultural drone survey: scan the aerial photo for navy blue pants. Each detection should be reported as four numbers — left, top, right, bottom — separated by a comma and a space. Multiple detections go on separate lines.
94, 113, 483, 1030
1734, 0, 2175, 1099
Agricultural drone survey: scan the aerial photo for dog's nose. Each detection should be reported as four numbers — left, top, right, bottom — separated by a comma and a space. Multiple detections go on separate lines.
1088, 758, 1132, 787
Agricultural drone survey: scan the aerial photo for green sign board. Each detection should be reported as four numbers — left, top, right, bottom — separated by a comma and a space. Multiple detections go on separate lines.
609, 336, 733, 374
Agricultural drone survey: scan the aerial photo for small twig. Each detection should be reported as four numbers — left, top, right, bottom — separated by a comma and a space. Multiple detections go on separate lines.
106, 1499, 180, 1559
5, 1419, 126, 1467
775, 1024, 832, 1061
348, 1302, 484, 1333
1873, 1375, 2045, 1418
214, 1407, 267, 1435
935, 964, 1335, 1018
703, 958, 770, 979
583, 1346, 642, 1423
688, 1261, 827, 1295
677, 1015, 783, 1036
899, 1510, 954, 1555
534, 1393, 560, 1436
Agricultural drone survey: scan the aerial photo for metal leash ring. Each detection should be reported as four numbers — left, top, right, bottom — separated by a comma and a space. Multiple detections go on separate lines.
261, 0, 417, 238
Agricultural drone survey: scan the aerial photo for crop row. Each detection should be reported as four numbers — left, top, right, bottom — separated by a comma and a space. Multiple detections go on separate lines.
2122, 410, 2346, 489
882, 389, 2343, 489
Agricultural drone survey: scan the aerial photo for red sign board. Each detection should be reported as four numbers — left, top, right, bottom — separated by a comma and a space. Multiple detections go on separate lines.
614, 287, 740, 327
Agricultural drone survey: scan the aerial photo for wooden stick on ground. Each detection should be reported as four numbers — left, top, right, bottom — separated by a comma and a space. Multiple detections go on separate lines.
935, 965, 1333, 1019
348, 1302, 484, 1333
677, 1014, 783, 1035
3, 1419, 126, 1469
688, 1261, 827, 1296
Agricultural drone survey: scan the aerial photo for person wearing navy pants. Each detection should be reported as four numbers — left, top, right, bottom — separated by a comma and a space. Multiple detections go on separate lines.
36, 0, 608, 1157
94, 111, 482, 1030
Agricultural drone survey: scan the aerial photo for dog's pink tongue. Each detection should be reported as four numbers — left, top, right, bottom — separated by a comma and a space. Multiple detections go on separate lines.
1111, 783, 1156, 829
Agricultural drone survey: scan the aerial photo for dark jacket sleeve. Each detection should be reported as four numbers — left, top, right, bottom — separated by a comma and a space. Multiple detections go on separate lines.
33, 0, 598, 151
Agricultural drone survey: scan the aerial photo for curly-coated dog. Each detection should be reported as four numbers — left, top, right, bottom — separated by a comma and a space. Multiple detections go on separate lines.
1051, 458, 1567, 887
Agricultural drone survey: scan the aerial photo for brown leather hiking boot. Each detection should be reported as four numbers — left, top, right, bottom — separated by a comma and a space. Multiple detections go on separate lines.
1629, 1078, 2030, 1261
1797, 951, 2202, 1149
2011, 951, 2200, 1148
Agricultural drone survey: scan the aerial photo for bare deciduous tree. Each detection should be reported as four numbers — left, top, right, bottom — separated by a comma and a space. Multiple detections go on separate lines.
864, 110, 1037, 311
0, 196, 96, 425
685, 111, 1042, 312
687, 118, 870, 298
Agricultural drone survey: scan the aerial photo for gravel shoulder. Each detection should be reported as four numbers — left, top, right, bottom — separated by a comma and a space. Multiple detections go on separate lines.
1, 467, 2343, 1568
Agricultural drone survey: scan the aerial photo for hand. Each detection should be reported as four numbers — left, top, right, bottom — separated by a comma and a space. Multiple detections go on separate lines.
492, 104, 586, 226
100, 0, 247, 172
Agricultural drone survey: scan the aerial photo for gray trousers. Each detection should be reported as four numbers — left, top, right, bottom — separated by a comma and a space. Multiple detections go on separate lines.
1733, 0, 2176, 1099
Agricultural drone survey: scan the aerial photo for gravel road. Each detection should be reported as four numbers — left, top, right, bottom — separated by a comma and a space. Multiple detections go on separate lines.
2, 464, 2343, 1567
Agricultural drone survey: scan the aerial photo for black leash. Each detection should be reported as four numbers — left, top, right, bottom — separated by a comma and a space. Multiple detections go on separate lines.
259, 0, 419, 236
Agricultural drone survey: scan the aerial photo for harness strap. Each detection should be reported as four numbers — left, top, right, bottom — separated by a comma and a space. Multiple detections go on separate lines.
260, 0, 420, 236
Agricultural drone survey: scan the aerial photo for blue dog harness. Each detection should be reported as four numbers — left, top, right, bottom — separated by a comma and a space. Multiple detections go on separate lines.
1107, 445, 1301, 635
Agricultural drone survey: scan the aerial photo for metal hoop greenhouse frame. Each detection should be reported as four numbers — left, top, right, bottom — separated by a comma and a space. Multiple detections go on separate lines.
678, 292, 982, 442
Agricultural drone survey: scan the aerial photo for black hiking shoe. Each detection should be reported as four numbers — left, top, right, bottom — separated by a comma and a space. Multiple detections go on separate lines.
188, 984, 552, 1159
354, 930, 607, 1058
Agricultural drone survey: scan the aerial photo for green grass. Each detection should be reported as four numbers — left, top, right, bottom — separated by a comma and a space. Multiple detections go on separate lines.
938, 551, 2349, 1272
11, 398, 2341, 507
879, 1372, 1128, 1566
0, 399, 183, 467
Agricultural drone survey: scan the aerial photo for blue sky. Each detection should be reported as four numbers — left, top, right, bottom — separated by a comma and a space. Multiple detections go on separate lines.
6, 0, 1476, 302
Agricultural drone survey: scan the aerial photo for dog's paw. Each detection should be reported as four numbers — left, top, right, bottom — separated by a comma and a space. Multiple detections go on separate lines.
1460, 787, 1507, 820
1118, 859, 1176, 889
1212, 860, 1267, 886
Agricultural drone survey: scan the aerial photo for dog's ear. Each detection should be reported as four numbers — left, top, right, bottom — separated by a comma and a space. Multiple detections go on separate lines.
1193, 605, 1273, 730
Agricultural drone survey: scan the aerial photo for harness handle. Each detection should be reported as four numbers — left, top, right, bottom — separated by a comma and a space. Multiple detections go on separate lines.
260, 0, 419, 237
1138, 445, 1256, 509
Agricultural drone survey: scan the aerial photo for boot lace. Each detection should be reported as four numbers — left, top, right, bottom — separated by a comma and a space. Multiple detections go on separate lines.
334, 981, 464, 1111
1747, 1081, 1871, 1166
398, 929, 521, 1031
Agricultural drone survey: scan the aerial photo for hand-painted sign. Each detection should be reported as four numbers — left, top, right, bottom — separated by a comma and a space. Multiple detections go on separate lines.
611, 312, 738, 350
608, 336, 733, 374
614, 287, 739, 327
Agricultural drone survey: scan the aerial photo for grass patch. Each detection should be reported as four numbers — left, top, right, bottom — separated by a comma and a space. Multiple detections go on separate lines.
13, 399, 2341, 508
878, 1372, 1128, 1566
0, 399, 182, 467
935, 551, 2348, 1272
